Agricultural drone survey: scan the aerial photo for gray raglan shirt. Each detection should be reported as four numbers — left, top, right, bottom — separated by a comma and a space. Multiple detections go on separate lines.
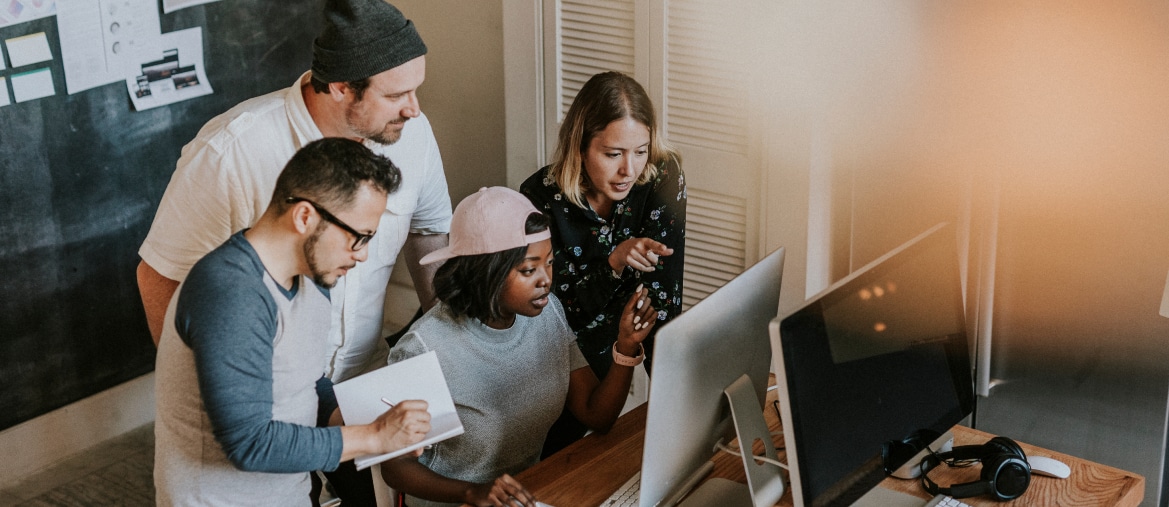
154, 232, 343, 507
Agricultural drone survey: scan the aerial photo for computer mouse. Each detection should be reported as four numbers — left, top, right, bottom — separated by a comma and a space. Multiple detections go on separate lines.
1029, 456, 1071, 479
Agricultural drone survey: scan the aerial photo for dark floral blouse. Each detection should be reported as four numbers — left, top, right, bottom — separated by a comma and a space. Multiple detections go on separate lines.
520, 158, 686, 377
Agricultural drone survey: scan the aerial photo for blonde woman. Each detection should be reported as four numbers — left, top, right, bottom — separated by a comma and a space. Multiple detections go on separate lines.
520, 71, 686, 456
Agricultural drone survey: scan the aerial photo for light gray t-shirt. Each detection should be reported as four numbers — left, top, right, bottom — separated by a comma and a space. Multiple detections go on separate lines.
387, 295, 588, 507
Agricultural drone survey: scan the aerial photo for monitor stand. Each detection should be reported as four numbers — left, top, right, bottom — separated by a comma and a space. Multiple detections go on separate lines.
853, 430, 954, 506
888, 431, 954, 479
677, 374, 785, 507
850, 486, 937, 507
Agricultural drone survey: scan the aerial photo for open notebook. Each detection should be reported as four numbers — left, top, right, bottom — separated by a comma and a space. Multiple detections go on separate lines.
333, 351, 464, 470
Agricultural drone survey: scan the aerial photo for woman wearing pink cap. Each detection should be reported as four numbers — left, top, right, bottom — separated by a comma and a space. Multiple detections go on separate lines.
380, 187, 656, 507
520, 71, 686, 456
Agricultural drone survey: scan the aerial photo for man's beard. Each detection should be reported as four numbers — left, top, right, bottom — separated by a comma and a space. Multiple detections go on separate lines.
304, 224, 340, 289
346, 104, 406, 145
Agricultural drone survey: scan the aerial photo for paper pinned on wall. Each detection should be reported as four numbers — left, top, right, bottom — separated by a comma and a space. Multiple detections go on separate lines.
124, 27, 212, 111
0, 77, 11, 107
333, 351, 464, 470
5, 32, 53, 67
0, 0, 57, 29
57, 0, 161, 95
11, 67, 54, 102
162, 0, 219, 14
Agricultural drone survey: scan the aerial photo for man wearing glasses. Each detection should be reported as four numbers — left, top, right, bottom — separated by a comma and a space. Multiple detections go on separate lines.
137, 0, 449, 378
154, 138, 433, 507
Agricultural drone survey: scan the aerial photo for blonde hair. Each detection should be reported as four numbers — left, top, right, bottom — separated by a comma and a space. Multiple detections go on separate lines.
549, 72, 679, 209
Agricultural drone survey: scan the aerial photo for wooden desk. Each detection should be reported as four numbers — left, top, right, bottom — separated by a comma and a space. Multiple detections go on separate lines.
516, 386, 1144, 507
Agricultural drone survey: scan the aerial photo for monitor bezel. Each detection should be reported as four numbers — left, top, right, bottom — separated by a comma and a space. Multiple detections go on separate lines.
772, 223, 974, 507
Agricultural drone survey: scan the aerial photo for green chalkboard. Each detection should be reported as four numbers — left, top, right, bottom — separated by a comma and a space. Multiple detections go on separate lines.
0, 0, 322, 430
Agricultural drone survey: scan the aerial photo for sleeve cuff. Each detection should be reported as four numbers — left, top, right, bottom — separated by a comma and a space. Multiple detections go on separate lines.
408, 227, 450, 235
138, 242, 194, 282
322, 427, 345, 472
408, 215, 452, 235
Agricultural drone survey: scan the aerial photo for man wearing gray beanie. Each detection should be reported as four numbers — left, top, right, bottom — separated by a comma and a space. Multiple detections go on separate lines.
140, 1, 451, 505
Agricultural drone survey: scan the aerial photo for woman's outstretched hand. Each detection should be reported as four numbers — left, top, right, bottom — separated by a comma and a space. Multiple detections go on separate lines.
610, 238, 674, 273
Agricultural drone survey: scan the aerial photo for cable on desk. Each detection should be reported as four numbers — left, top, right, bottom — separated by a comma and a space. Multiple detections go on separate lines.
715, 440, 788, 470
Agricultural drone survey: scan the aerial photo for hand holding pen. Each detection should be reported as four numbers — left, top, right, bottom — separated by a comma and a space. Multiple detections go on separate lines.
370, 398, 431, 455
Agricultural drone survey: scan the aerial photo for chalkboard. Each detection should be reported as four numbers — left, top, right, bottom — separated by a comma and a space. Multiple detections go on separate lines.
0, 0, 323, 430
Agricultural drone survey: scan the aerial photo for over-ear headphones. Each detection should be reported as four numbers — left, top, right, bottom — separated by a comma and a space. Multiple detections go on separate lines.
919, 436, 1031, 501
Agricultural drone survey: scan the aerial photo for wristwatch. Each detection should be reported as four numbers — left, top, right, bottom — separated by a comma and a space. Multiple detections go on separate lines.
612, 341, 645, 367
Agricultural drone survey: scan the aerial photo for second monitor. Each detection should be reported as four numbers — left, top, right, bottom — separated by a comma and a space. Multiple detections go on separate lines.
772, 223, 974, 507
639, 246, 787, 506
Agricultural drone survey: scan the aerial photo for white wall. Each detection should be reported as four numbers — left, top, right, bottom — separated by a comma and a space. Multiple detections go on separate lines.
383, 0, 508, 331
395, 0, 507, 202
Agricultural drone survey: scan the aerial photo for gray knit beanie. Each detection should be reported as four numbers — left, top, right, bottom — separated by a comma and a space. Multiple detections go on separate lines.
312, 0, 428, 83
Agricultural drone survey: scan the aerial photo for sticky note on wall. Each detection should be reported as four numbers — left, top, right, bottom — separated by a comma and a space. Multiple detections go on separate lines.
6, 32, 52, 67
11, 67, 54, 102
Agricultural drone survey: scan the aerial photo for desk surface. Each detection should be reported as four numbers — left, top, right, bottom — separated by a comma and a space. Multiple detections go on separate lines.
516, 384, 1144, 507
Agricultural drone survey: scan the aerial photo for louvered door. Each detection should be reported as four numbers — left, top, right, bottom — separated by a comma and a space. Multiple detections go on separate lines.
546, 0, 758, 308
663, 0, 754, 307
555, 0, 637, 122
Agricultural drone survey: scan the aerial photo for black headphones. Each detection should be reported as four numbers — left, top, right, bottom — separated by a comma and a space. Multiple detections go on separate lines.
919, 436, 1031, 501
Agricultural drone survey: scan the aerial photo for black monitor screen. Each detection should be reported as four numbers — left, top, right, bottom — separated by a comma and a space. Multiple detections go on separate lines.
777, 224, 974, 506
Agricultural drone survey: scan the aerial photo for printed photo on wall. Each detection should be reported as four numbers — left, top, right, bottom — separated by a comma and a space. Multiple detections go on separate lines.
125, 27, 212, 111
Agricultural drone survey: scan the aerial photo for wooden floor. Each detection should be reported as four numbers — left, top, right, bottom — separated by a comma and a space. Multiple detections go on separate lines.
0, 424, 155, 507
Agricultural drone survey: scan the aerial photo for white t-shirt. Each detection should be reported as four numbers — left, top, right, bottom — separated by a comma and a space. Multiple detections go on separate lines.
140, 72, 452, 382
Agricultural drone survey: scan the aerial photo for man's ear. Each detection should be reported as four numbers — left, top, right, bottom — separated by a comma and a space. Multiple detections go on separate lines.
328, 81, 350, 102
289, 201, 315, 234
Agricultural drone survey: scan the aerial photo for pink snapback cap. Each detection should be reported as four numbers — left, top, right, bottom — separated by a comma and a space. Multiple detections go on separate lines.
419, 186, 551, 265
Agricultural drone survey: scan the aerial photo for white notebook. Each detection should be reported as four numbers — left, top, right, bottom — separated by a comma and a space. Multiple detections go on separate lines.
333, 351, 464, 470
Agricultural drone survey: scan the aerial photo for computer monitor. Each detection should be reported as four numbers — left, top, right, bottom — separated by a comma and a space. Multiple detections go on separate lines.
638, 247, 786, 507
771, 223, 974, 507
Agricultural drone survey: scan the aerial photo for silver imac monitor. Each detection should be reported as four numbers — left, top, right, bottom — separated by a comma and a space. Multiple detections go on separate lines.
639, 246, 786, 507
771, 223, 974, 507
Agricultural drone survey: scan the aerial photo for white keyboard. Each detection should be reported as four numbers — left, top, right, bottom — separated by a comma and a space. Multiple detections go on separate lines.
924, 495, 974, 507
601, 471, 641, 507
602, 473, 966, 507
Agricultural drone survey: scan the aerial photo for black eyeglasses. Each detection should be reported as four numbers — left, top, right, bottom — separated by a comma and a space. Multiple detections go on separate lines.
286, 197, 375, 251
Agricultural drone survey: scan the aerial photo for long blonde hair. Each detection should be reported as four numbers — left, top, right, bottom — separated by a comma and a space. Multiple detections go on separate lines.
549, 72, 679, 209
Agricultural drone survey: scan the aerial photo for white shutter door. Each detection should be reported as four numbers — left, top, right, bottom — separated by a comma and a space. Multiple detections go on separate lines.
665, 0, 756, 308
682, 188, 748, 308
545, 0, 759, 309
556, 0, 637, 122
